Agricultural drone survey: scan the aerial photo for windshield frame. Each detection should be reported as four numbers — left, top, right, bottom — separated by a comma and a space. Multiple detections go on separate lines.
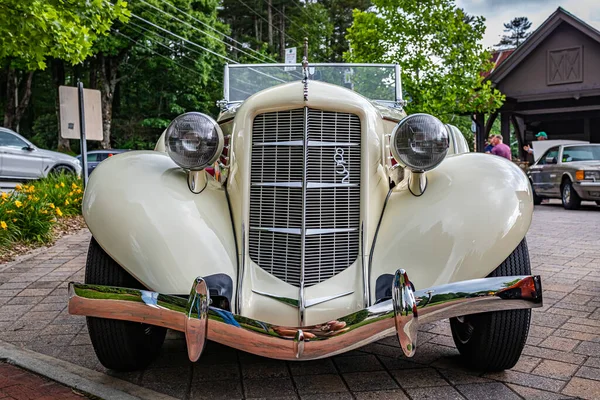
223, 63, 402, 107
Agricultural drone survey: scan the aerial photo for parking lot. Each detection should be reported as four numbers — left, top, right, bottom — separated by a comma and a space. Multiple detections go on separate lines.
0, 200, 598, 399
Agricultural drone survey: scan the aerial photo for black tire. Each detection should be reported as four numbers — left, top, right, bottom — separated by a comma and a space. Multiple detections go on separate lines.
561, 179, 581, 210
531, 182, 543, 206
85, 238, 166, 371
450, 239, 531, 372
50, 164, 75, 175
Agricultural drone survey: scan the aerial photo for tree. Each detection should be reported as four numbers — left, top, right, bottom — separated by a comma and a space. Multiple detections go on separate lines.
0, 0, 129, 131
91, 0, 228, 148
345, 0, 505, 120
321, 0, 372, 62
495, 17, 532, 49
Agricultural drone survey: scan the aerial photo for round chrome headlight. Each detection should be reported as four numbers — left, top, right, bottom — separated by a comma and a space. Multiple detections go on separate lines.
390, 113, 449, 172
165, 112, 224, 170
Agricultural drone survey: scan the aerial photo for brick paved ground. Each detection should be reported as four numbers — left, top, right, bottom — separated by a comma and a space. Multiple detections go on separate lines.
0, 362, 87, 399
0, 200, 598, 399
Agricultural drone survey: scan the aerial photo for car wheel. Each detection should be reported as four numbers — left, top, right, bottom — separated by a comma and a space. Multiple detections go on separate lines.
561, 179, 581, 210
50, 164, 74, 175
530, 182, 542, 205
85, 238, 166, 371
449, 239, 531, 372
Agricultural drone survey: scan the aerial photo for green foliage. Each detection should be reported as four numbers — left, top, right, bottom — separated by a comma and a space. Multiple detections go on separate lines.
345, 0, 505, 119
0, 175, 83, 247
30, 114, 59, 150
0, 0, 130, 70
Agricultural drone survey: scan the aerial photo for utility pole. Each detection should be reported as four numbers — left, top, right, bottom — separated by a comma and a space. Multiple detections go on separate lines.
267, 0, 273, 46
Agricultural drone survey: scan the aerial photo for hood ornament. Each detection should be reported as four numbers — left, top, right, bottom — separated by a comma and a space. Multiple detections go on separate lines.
302, 37, 308, 101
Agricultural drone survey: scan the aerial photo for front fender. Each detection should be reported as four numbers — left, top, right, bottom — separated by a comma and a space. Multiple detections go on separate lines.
82, 151, 237, 295
371, 153, 533, 297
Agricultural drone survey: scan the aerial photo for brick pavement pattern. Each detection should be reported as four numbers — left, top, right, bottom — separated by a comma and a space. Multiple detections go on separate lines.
0, 362, 86, 399
0, 200, 599, 399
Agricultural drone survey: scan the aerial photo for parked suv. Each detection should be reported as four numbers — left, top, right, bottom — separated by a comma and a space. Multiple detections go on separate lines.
0, 127, 81, 180
76, 149, 129, 176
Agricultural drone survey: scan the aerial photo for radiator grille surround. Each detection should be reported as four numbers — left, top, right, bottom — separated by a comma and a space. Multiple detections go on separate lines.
248, 108, 361, 287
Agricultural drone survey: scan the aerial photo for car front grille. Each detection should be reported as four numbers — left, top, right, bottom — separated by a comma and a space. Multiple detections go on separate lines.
249, 108, 361, 287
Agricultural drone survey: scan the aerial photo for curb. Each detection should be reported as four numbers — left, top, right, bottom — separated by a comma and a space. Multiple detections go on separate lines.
0, 340, 177, 400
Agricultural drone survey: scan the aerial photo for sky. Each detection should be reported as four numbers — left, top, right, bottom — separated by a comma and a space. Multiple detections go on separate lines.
455, 0, 600, 49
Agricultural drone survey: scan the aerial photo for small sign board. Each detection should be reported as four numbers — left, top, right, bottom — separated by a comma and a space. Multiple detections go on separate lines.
59, 86, 103, 141
285, 47, 297, 71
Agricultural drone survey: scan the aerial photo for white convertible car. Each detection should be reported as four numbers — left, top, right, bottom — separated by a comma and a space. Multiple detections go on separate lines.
68, 61, 542, 372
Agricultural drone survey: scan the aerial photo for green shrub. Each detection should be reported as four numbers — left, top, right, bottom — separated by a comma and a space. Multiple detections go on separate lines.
0, 174, 83, 246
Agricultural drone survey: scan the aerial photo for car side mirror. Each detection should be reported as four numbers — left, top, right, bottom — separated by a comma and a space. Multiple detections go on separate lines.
545, 156, 556, 164
22, 145, 34, 152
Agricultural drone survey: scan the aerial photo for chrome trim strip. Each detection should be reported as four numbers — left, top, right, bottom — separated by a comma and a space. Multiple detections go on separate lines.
250, 227, 302, 235
306, 182, 358, 189
252, 289, 299, 308
236, 223, 246, 314
299, 106, 309, 326
252, 182, 303, 188
305, 228, 357, 236
369, 188, 393, 302
361, 221, 369, 308
307, 141, 359, 147
69, 273, 543, 362
254, 140, 304, 146
305, 291, 354, 308
251, 289, 354, 308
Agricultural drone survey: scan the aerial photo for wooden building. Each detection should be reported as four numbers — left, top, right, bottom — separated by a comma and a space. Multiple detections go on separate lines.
475, 7, 600, 159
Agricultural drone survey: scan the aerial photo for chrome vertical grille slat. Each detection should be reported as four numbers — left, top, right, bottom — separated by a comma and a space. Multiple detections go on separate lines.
249, 108, 361, 287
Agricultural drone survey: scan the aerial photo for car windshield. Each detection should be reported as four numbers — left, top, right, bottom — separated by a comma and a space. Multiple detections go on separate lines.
562, 145, 600, 162
226, 64, 399, 103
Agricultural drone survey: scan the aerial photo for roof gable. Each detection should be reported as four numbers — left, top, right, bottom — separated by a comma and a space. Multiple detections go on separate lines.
488, 7, 600, 84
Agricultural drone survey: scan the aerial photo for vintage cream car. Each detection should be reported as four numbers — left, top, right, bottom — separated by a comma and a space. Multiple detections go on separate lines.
68, 63, 542, 372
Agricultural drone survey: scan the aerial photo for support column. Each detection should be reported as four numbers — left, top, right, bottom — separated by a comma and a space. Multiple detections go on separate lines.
501, 113, 511, 146
584, 118, 590, 142
473, 113, 487, 152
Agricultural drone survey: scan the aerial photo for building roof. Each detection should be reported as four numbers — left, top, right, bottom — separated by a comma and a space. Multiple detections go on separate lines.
487, 7, 600, 84
481, 49, 515, 79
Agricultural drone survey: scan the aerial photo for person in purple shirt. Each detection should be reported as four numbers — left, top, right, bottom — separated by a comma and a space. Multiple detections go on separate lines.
491, 135, 512, 160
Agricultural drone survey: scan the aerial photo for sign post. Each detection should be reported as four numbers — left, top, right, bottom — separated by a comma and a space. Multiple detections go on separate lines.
77, 81, 89, 188
285, 47, 297, 71
59, 84, 102, 189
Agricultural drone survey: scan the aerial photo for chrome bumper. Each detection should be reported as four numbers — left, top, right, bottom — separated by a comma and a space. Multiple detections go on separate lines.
68, 270, 542, 362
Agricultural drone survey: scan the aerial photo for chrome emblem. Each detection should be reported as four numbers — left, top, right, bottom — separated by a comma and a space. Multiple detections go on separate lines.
334, 148, 350, 184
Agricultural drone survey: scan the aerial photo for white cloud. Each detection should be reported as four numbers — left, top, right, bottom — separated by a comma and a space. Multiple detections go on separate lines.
456, 0, 600, 49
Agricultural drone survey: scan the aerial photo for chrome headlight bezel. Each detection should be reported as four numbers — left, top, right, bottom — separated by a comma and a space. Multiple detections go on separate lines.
390, 113, 450, 172
165, 112, 224, 171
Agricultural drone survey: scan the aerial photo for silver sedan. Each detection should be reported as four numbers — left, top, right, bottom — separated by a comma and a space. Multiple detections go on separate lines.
527, 143, 600, 209
0, 127, 81, 180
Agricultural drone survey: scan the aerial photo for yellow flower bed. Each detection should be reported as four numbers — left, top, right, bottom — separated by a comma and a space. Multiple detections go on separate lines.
0, 174, 84, 246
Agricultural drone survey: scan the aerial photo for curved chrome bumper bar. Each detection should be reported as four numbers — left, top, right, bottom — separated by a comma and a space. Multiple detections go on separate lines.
68, 270, 542, 361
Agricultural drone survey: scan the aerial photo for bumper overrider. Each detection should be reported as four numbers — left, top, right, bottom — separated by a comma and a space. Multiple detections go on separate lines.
68, 270, 542, 362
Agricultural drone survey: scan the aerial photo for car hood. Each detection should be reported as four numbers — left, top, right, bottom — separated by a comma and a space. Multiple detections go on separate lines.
35, 148, 78, 163
564, 161, 600, 169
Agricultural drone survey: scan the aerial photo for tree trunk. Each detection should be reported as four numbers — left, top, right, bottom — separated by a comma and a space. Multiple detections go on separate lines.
98, 53, 123, 149
52, 59, 71, 152
3, 66, 34, 132
254, 16, 259, 42
4, 66, 16, 130
267, 0, 273, 46
89, 57, 98, 89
